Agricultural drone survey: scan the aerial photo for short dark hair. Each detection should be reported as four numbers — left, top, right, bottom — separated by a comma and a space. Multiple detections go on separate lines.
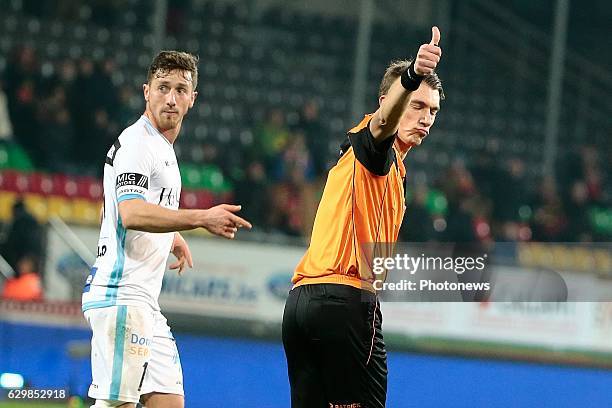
378, 59, 444, 100
147, 50, 199, 90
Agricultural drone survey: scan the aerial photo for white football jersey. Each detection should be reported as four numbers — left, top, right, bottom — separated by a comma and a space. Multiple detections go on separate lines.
82, 115, 181, 312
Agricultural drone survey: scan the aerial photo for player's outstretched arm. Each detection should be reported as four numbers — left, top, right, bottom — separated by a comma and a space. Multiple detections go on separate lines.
118, 199, 252, 238
369, 26, 442, 141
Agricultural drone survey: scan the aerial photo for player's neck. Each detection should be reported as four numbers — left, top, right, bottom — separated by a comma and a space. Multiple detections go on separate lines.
394, 139, 411, 160
144, 110, 180, 144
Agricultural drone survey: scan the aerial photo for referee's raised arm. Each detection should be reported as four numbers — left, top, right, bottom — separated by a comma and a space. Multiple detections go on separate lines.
369, 26, 442, 142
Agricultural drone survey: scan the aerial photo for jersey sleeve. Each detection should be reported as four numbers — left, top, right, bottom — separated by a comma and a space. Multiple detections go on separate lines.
348, 119, 395, 176
108, 139, 156, 202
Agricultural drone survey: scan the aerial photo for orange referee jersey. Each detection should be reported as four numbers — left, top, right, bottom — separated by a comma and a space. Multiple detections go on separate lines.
292, 114, 406, 292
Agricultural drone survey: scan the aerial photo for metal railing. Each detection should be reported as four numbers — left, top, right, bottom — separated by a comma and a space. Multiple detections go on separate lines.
0, 253, 16, 279
47, 216, 95, 268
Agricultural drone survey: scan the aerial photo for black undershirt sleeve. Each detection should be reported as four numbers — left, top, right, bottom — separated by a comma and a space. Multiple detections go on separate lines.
347, 123, 395, 176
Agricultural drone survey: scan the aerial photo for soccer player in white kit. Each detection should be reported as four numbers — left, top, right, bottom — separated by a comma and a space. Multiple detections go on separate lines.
82, 51, 252, 408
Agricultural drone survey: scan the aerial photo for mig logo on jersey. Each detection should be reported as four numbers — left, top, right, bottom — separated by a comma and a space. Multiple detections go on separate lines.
116, 173, 149, 189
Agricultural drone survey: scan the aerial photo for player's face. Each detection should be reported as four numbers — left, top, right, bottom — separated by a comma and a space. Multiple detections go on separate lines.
144, 69, 197, 131
396, 83, 440, 149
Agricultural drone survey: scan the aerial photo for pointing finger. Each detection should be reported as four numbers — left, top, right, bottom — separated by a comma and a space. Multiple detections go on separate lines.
230, 214, 252, 229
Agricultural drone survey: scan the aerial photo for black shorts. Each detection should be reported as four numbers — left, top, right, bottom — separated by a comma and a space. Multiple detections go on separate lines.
282, 283, 387, 408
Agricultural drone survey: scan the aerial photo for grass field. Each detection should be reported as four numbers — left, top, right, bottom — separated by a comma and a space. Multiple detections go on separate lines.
0, 403, 66, 408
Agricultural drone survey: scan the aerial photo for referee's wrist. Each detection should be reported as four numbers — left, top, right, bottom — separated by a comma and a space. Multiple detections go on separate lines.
400, 63, 423, 91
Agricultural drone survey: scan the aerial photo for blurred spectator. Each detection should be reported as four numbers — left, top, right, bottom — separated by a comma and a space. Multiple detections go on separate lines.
95, 59, 120, 113
41, 107, 75, 173
400, 185, 435, 242
4, 46, 42, 164
88, 109, 117, 175
268, 182, 304, 236
57, 59, 77, 88
564, 181, 593, 242
252, 108, 290, 174
0, 82, 13, 140
1, 255, 43, 301
273, 132, 314, 183
445, 198, 478, 242
531, 177, 568, 241
1, 199, 44, 275
70, 58, 119, 174
234, 160, 270, 229
71, 58, 98, 163
494, 158, 528, 222
295, 100, 327, 179
116, 86, 139, 128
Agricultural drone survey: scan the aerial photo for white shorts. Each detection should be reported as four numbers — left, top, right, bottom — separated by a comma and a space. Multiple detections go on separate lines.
84, 305, 184, 404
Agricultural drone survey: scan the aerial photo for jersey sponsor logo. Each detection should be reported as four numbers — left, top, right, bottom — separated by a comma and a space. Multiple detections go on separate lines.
97, 245, 107, 258
116, 173, 149, 189
158, 187, 179, 207
129, 333, 151, 357
118, 187, 146, 195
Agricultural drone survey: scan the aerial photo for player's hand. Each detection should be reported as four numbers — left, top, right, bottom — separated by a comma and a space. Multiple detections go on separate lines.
414, 26, 442, 76
202, 204, 252, 239
170, 232, 193, 275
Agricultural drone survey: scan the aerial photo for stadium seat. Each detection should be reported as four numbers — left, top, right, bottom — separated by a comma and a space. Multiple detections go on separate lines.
46, 196, 74, 220
76, 177, 103, 200
0, 170, 29, 193
23, 193, 49, 222
72, 198, 101, 225
28, 172, 55, 195
0, 190, 17, 221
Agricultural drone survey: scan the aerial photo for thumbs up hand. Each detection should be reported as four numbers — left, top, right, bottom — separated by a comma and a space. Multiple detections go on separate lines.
414, 26, 442, 76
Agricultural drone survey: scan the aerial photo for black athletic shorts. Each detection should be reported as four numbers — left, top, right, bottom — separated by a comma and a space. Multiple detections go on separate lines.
282, 283, 387, 408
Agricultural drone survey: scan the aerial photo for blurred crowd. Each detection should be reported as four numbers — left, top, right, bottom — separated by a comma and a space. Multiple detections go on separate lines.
1, 45, 611, 243
2, 45, 130, 176
401, 146, 611, 243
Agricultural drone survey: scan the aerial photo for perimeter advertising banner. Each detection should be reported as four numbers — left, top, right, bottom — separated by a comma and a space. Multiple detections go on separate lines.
45, 225, 299, 322
45, 225, 612, 364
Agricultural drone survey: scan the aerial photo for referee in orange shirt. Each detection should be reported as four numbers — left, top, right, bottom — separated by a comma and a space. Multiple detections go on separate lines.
282, 27, 444, 408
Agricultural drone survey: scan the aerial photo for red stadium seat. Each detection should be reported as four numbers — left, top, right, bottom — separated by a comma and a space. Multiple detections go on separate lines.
76, 176, 103, 200
28, 172, 55, 195
50, 174, 68, 196
51, 174, 78, 197
0, 170, 29, 193
179, 189, 215, 209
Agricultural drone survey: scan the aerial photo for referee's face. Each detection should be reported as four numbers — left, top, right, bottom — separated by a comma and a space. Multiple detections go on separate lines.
396, 83, 440, 149
144, 69, 197, 132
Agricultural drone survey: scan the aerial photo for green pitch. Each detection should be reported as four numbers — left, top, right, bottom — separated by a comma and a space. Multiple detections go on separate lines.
0, 402, 69, 408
